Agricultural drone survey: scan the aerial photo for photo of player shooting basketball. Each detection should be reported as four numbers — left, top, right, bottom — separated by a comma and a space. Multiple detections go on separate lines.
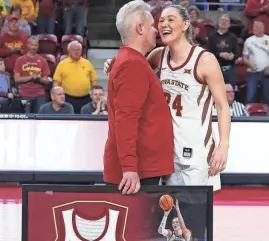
158, 196, 192, 241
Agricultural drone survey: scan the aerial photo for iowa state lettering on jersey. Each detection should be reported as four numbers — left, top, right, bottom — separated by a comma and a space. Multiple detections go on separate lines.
161, 79, 189, 91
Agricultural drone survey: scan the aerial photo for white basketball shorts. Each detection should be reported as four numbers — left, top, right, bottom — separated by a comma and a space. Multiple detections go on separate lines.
162, 161, 221, 192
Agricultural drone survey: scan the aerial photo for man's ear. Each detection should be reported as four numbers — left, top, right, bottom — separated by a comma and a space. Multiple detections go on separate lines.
136, 22, 144, 35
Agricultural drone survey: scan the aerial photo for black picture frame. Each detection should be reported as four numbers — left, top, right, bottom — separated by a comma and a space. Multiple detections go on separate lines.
22, 184, 213, 241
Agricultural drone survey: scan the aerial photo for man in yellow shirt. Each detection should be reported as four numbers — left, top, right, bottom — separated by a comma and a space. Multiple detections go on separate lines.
53, 40, 97, 114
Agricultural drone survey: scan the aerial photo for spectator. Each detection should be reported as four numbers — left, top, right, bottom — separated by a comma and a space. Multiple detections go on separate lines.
80, 85, 107, 115
180, 0, 190, 8
14, 36, 51, 113
2, 5, 31, 36
243, 19, 269, 106
53, 40, 98, 114
38, 86, 74, 114
11, 0, 37, 23
245, 0, 269, 35
62, 0, 86, 36
213, 84, 249, 117
0, 58, 13, 101
0, 0, 8, 26
37, 0, 57, 34
188, 6, 207, 46
207, 14, 238, 87
0, 15, 28, 76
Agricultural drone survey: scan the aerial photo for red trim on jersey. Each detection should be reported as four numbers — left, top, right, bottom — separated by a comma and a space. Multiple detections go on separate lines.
204, 113, 212, 147
72, 208, 109, 241
201, 92, 211, 125
197, 85, 206, 106
159, 46, 166, 70
193, 49, 207, 84
167, 46, 196, 71
207, 139, 215, 164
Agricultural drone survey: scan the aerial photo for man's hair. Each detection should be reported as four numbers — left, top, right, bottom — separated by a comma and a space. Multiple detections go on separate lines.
29, 35, 39, 42
116, 0, 151, 40
10, 4, 22, 14
254, 19, 265, 25
0, 57, 4, 62
225, 84, 234, 90
91, 85, 104, 92
67, 40, 82, 50
219, 13, 230, 21
50, 86, 64, 95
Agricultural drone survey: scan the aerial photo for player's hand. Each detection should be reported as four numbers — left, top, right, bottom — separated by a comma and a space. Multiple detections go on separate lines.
118, 172, 140, 195
174, 199, 179, 211
164, 207, 172, 216
104, 57, 115, 75
208, 145, 228, 176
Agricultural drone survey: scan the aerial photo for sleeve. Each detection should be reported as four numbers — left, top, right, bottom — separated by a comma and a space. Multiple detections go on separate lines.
1, 20, 7, 34
0, 35, 12, 57
14, 57, 22, 74
242, 39, 249, 56
20, 21, 32, 36
206, 35, 217, 56
241, 104, 249, 116
67, 104, 74, 114
80, 104, 88, 114
37, 104, 46, 114
114, 61, 149, 172
88, 61, 98, 81
41, 57, 51, 76
244, 0, 262, 17
232, 35, 239, 60
53, 63, 62, 84
20, 35, 28, 55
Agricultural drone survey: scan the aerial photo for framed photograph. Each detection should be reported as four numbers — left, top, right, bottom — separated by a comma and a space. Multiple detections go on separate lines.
22, 185, 213, 241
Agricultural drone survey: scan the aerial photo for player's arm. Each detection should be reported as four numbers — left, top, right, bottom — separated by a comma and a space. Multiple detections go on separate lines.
174, 200, 191, 240
158, 209, 173, 238
104, 47, 164, 75
146, 47, 164, 71
198, 52, 231, 175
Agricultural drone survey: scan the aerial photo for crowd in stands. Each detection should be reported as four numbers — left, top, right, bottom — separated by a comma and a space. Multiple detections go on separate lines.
148, 0, 269, 117
0, 0, 105, 115
0, 0, 268, 117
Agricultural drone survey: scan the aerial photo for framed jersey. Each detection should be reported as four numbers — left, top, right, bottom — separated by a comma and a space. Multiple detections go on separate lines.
21, 185, 213, 241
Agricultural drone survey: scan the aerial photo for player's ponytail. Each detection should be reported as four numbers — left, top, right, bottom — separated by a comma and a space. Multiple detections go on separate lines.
164, 4, 194, 45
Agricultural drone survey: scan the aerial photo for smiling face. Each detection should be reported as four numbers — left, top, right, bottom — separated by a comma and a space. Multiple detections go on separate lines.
158, 6, 189, 46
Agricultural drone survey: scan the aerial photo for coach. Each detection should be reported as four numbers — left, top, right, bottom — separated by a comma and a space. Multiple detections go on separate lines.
103, 1, 174, 195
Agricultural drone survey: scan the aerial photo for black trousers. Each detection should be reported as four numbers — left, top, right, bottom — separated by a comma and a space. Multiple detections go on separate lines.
106, 176, 160, 186
65, 94, 90, 114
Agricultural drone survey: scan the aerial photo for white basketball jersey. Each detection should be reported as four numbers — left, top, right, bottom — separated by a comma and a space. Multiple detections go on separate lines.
160, 46, 215, 166
62, 208, 119, 241
168, 232, 188, 241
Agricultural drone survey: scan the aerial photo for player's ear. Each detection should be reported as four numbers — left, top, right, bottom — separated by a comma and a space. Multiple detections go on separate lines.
183, 20, 190, 32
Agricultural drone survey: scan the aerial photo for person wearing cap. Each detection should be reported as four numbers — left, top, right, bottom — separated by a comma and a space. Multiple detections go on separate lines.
0, 14, 28, 76
2, 5, 31, 36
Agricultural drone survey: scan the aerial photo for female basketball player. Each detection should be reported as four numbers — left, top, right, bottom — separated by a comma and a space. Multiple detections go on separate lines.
158, 199, 191, 241
104, 5, 230, 190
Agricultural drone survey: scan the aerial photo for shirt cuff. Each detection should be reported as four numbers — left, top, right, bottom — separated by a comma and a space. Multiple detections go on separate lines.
121, 156, 138, 173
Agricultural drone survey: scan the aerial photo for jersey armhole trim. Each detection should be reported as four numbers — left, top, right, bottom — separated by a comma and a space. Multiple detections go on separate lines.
194, 49, 207, 85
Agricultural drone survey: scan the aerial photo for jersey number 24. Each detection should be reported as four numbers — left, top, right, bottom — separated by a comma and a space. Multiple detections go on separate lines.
164, 93, 183, 116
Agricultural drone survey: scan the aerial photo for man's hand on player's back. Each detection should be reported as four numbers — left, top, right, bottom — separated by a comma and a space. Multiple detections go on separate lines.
118, 172, 141, 195
104, 58, 115, 75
